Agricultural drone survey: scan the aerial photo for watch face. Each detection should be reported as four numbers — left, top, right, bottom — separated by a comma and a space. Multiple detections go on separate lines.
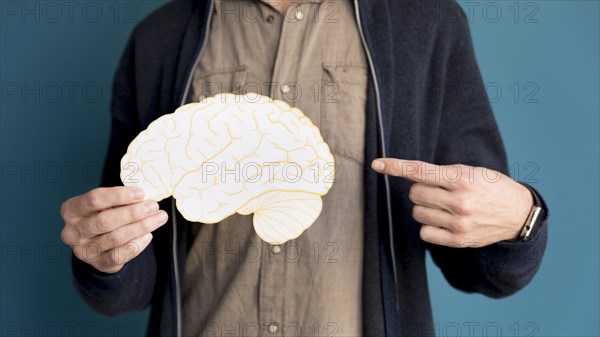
523, 206, 544, 241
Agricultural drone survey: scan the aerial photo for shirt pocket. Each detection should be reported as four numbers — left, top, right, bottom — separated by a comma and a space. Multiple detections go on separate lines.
192, 65, 248, 101
320, 62, 368, 164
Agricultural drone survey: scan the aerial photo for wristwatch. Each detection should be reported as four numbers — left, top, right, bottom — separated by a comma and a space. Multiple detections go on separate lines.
519, 184, 546, 242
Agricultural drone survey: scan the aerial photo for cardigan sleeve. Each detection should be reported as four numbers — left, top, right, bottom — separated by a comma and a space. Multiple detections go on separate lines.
429, 9, 548, 298
70, 36, 158, 315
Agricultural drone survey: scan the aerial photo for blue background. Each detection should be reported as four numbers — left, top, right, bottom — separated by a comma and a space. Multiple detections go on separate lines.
1, 1, 598, 336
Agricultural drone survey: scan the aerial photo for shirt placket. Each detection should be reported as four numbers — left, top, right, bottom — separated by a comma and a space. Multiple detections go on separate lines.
258, 4, 310, 336
268, 3, 308, 104
258, 240, 287, 336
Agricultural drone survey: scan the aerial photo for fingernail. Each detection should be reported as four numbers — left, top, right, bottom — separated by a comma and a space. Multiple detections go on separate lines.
155, 210, 168, 221
142, 233, 153, 241
133, 187, 145, 200
145, 201, 159, 212
372, 160, 385, 171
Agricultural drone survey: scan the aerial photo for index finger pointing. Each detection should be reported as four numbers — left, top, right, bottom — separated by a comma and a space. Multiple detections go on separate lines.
69, 186, 145, 216
371, 158, 453, 188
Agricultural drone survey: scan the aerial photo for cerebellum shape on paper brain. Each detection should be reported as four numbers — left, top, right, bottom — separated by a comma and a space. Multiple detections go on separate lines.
120, 93, 334, 244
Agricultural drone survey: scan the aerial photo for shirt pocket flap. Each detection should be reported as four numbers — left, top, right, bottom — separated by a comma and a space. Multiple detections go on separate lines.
322, 63, 368, 86
193, 66, 248, 101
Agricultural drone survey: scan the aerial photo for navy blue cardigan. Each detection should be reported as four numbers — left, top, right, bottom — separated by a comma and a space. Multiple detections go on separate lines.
72, 0, 549, 336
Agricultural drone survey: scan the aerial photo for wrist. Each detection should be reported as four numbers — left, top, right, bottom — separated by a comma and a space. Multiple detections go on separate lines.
510, 183, 535, 240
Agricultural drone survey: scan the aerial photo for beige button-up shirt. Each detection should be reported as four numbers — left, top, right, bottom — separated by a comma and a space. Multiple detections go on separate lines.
182, 1, 368, 336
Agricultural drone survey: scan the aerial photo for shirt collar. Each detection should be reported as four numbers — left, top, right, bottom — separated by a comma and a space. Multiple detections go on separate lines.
213, 0, 324, 16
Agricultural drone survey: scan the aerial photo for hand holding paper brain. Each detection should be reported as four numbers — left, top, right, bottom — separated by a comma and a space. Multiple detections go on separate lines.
120, 93, 334, 244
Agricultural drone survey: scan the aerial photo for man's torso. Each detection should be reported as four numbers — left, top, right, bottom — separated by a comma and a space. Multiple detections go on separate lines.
182, 1, 368, 336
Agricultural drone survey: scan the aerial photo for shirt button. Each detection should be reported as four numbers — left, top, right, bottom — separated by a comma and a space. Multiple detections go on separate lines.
294, 10, 304, 21
268, 323, 279, 334
280, 84, 290, 94
271, 245, 282, 254
266, 15, 274, 23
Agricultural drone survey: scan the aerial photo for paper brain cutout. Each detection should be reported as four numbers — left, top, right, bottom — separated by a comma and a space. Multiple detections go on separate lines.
120, 93, 335, 244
